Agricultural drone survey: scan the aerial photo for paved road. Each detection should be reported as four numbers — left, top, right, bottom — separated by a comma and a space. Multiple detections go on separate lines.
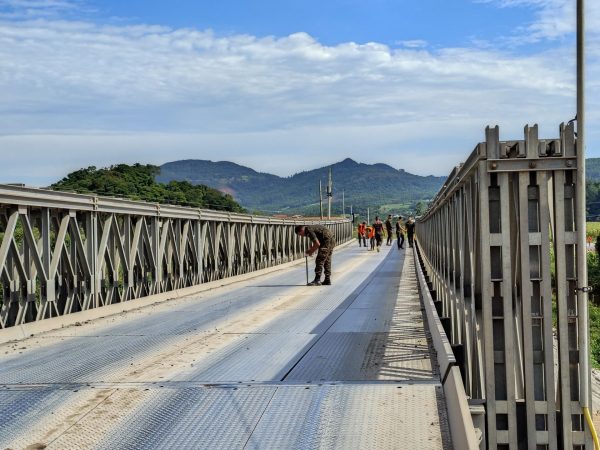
0, 244, 451, 450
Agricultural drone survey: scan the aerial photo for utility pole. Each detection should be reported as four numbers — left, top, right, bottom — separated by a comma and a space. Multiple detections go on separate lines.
575, 0, 590, 416
342, 190, 345, 218
367, 208, 370, 225
319, 180, 323, 220
327, 168, 333, 220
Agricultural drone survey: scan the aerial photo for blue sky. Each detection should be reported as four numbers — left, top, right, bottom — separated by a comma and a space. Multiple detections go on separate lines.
0, 0, 598, 185
100, 1, 529, 48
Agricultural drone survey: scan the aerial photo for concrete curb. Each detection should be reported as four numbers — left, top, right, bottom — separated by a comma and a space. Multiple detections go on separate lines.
413, 244, 480, 450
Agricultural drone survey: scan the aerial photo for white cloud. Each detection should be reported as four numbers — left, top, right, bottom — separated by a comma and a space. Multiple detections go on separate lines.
0, 0, 87, 19
476, 0, 600, 43
396, 40, 428, 48
0, 1, 598, 186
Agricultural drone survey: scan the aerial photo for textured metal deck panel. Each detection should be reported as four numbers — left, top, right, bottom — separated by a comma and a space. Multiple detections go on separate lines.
77, 386, 277, 450
0, 335, 183, 384
0, 387, 117, 448
218, 307, 345, 334
247, 384, 450, 450
284, 332, 436, 382
172, 333, 319, 382
287, 246, 435, 382
1, 384, 450, 450
0, 245, 451, 449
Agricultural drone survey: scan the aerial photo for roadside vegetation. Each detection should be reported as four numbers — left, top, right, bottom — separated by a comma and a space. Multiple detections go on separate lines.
587, 223, 600, 367
589, 297, 600, 368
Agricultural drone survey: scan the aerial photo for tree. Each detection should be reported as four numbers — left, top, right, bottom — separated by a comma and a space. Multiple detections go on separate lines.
51, 164, 245, 213
415, 201, 427, 216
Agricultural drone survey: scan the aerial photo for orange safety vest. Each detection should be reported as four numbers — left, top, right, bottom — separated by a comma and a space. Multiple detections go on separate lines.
358, 223, 366, 235
366, 226, 375, 239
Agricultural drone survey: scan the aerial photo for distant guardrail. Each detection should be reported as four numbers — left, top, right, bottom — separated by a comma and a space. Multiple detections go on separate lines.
416, 123, 592, 448
0, 184, 352, 329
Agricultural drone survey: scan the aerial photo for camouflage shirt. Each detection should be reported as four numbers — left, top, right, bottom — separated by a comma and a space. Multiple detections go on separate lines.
304, 225, 334, 246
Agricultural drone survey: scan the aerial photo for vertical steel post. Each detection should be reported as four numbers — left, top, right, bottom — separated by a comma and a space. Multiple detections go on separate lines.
85, 211, 97, 309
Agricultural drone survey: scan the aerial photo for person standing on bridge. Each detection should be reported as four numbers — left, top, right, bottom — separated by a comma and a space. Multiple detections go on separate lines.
366, 224, 375, 250
396, 216, 405, 249
372, 216, 384, 252
385, 215, 393, 246
406, 217, 416, 248
357, 221, 367, 247
295, 224, 336, 286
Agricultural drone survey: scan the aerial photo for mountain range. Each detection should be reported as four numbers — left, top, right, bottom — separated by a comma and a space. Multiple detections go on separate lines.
156, 158, 446, 215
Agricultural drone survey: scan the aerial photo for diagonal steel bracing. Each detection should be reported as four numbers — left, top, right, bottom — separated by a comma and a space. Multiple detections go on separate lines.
0, 186, 352, 330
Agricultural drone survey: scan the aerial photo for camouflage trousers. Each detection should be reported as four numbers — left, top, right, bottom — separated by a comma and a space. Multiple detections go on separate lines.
315, 241, 335, 279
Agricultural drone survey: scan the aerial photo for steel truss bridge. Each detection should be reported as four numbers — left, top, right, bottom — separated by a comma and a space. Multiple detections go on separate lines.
0, 122, 595, 449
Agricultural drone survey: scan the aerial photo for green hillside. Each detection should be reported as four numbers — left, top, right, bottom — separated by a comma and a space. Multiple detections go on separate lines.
588, 158, 600, 182
51, 164, 245, 212
156, 160, 281, 203
158, 158, 445, 216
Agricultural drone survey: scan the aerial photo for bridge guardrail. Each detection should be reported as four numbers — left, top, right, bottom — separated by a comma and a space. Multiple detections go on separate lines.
0, 184, 352, 330
416, 124, 592, 449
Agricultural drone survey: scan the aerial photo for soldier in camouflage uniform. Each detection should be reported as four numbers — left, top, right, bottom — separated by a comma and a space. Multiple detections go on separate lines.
295, 224, 336, 286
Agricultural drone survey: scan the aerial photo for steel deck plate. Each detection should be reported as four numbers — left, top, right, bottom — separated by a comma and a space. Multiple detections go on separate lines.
0, 335, 184, 384
0, 245, 451, 450
218, 307, 345, 335
88, 386, 277, 450
172, 333, 318, 382
0, 387, 115, 449
2, 384, 451, 450
284, 331, 436, 382
247, 384, 451, 450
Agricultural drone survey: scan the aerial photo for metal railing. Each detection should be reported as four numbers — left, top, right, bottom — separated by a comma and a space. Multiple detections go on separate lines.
0, 184, 352, 329
416, 123, 591, 448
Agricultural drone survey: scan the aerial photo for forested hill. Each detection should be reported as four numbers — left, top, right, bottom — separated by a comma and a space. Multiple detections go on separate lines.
51, 164, 245, 212
588, 158, 600, 182
157, 158, 445, 215
569, 158, 600, 221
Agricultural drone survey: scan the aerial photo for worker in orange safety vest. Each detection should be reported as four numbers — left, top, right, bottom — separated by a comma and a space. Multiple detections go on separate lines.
357, 221, 367, 247
366, 225, 375, 251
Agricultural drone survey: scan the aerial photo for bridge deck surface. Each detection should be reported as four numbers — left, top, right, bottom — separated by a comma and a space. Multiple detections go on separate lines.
0, 245, 451, 450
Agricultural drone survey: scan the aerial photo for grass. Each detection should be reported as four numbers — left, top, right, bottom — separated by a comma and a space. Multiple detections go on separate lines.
587, 249, 600, 367
587, 222, 600, 238
591, 302, 600, 369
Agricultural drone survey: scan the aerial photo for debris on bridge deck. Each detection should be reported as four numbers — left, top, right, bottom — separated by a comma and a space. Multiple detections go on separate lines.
0, 245, 451, 449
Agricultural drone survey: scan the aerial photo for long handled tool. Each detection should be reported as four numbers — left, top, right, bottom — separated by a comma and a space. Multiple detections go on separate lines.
305, 256, 309, 285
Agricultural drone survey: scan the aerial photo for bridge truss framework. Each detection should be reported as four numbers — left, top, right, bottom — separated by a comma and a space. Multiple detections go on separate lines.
0, 185, 352, 329
417, 123, 592, 449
